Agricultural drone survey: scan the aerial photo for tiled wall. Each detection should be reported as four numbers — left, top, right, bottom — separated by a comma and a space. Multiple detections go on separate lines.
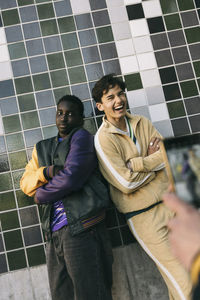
0, 0, 200, 274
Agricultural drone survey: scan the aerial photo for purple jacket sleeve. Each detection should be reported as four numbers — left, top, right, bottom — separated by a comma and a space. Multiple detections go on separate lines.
35, 129, 97, 204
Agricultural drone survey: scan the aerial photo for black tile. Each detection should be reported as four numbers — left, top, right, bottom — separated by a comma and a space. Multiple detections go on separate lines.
159, 66, 177, 84
108, 228, 123, 248
0, 234, 4, 252
181, 11, 199, 27
163, 83, 181, 101
0, 15, 2, 27
147, 17, 165, 34
0, 154, 10, 172
189, 115, 200, 133
126, 4, 144, 20
0, 80, 15, 99
86, 63, 104, 81
23, 226, 42, 246
82, 46, 100, 64
0, 254, 8, 274
155, 50, 173, 67
195, 0, 200, 8
172, 46, 190, 64
78, 29, 97, 47
198, 9, 200, 20
184, 97, 200, 115
19, 207, 40, 227
151, 33, 169, 50
176, 63, 195, 81
171, 118, 190, 136
168, 30, 186, 47
189, 43, 200, 60
121, 225, 136, 245
75, 13, 93, 30
92, 10, 110, 27
103, 59, 121, 76
99, 43, 118, 60
89, 0, 107, 10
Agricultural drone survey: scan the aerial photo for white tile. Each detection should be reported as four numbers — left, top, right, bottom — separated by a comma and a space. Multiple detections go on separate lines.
120, 56, 139, 73
133, 36, 153, 54
153, 120, 173, 137
127, 89, 147, 107
130, 19, 149, 37
106, 0, 124, 7
0, 61, 13, 80
145, 86, 165, 105
70, 0, 90, 14
116, 39, 135, 57
0, 45, 10, 62
0, 28, 7, 45
137, 52, 157, 70
149, 103, 169, 122
131, 106, 150, 119
112, 22, 132, 40
124, 0, 142, 4
108, 6, 128, 23
140, 69, 161, 87
142, 0, 162, 18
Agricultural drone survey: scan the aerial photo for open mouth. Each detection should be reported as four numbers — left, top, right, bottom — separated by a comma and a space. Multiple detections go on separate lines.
114, 104, 125, 111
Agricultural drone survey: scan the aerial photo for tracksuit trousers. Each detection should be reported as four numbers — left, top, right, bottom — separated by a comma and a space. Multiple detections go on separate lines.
127, 202, 192, 300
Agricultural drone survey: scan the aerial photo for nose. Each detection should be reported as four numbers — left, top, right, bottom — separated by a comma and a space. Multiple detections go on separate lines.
60, 113, 68, 121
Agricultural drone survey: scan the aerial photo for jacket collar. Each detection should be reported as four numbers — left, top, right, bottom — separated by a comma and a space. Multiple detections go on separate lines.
102, 112, 142, 134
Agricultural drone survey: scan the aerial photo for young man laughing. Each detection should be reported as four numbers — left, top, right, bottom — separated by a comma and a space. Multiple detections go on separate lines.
93, 74, 192, 300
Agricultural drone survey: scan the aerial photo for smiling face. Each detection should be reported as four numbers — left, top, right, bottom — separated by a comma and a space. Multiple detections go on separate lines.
96, 84, 127, 127
56, 100, 83, 138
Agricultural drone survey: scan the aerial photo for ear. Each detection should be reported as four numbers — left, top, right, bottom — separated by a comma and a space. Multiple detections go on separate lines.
96, 102, 104, 112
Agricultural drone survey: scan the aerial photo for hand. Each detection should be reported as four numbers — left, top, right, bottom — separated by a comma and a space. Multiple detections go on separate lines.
163, 192, 200, 270
147, 137, 161, 155
126, 160, 133, 172
34, 194, 40, 204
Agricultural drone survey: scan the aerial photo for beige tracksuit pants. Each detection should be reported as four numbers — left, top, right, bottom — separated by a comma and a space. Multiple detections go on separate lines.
127, 202, 192, 300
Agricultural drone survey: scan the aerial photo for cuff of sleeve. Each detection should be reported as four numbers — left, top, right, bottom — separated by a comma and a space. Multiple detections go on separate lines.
191, 250, 200, 286
37, 167, 48, 183
130, 157, 144, 172
43, 167, 52, 180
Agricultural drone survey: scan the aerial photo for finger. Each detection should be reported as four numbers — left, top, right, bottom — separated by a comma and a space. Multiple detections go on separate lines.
149, 137, 156, 146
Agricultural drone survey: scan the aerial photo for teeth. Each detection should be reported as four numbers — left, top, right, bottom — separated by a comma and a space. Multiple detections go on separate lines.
115, 105, 123, 110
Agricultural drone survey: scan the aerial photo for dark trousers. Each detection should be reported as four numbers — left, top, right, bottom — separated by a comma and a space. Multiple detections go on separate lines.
46, 222, 113, 300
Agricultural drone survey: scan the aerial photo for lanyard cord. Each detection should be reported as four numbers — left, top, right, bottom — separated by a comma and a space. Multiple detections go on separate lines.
127, 118, 136, 144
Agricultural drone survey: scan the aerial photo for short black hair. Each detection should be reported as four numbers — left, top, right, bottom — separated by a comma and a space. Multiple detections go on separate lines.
57, 95, 84, 117
92, 74, 126, 103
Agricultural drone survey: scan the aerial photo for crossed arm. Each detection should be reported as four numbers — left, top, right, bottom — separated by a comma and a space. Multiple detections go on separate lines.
20, 131, 97, 205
